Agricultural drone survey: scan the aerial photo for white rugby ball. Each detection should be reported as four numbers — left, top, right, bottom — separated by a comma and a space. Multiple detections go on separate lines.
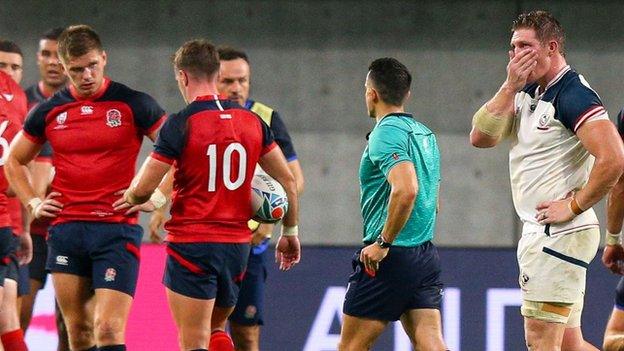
251, 173, 288, 223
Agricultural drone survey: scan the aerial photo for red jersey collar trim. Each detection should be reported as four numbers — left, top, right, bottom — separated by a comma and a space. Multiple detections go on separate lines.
194, 94, 228, 102
69, 77, 111, 101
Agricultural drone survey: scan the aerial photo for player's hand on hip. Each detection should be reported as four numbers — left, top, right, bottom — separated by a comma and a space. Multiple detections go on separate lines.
17, 232, 33, 265
602, 244, 624, 275
275, 235, 301, 271
113, 189, 156, 214
535, 198, 576, 225
504, 48, 538, 92
34, 192, 63, 219
148, 209, 165, 244
360, 243, 389, 276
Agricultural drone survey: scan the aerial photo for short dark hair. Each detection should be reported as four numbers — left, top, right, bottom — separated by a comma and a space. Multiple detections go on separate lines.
58, 25, 103, 62
173, 39, 220, 79
512, 10, 566, 56
0, 40, 22, 57
367, 58, 411, 106
42, 27, 66, 41
217, 46, 249, 63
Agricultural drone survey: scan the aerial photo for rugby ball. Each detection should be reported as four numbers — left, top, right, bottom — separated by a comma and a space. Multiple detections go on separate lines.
251, 173, 288, 223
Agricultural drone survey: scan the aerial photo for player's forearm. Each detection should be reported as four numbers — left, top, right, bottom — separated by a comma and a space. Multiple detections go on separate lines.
381, 185, 417, 243
470, 85, 516, 148
577, 156, 624, 213
280, 176, 299, 228
4, 157, 37, 205
127, 157, 171, 204
606, 176, 624, 233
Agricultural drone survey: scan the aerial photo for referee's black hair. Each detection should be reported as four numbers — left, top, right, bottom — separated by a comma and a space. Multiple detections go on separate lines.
217, 46, 249, 64
0, 40, 22, 57
368, 58, 411, 106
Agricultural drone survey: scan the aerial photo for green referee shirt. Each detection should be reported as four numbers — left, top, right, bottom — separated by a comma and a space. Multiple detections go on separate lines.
359, 113, 441, 247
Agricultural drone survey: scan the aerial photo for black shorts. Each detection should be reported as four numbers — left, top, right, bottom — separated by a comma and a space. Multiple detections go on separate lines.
28, 234, 48, 287
343, 241, 443, 321
163, 242, 249, 305
0, 228, 19, 286
229, 248, 267, 325
46, 222, 143, 296
17, 262, 30, 296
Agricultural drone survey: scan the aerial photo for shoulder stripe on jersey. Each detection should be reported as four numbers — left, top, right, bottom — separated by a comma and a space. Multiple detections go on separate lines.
574, 105, 605, 132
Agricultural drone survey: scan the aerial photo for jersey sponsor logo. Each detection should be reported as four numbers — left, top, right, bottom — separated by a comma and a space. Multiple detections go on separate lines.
537, 114, 550, 130
392, 152, 399, 160
1, 93, 13, 102
80, 105, 94, 115
55, 255, 68, 266
90, 210, 113, 217
106, 109, 122, 128
104, 267, 117, 282
220, 113, 232, 119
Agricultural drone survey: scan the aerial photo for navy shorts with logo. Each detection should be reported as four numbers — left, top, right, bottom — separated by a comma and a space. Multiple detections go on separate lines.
46, 222, 142, 296
28, 234, 48, 287
343, 240, 443, 321
229, 244, 268, 325
0, 227, 18, 286
164, 242, 249, 306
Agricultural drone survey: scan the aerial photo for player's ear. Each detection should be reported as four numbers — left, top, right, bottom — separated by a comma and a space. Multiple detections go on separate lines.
548, 40, 558, 56
101, 50, 107, 67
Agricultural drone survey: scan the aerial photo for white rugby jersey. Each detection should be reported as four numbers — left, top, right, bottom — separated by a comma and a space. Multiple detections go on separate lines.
509, 66, 608, 236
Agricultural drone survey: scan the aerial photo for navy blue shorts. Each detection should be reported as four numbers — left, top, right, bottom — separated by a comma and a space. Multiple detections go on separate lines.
343, 241, 443, 321
0, 228, 18, 286
229, 247, 267, 325
615, 276, 624, 309
28, 234, 48, 287
163, 242, 249, 305
17, 261, 30, 296
46, 222, 143, 296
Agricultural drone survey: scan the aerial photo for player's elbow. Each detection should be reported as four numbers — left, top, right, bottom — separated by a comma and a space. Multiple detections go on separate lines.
602, 152, 624, 184
470, 131, 498, 148
392, 184, 418, 206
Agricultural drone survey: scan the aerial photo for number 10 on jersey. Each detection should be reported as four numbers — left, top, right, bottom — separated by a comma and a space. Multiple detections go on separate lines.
206, 142, 247, 192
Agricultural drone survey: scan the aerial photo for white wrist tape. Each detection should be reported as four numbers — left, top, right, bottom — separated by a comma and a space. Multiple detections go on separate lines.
281, 225, 299, 237
149, 189, 167, 210
27, 198, 43, 218
606, 230, 622, 246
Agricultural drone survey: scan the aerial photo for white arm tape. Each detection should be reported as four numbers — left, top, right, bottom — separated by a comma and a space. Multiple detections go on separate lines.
606, 230, 622, 246
149, 188, 167, 210
27, 198, 43, 218
281, 225, 299, 237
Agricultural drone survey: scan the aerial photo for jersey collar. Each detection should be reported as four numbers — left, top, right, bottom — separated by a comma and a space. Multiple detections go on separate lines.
536, 65, 570, 98
69, 77, 111, 101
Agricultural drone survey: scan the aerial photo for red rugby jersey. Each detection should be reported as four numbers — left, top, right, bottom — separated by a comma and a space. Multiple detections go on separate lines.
152, 95, 276, 243
23, 78, 165, 225
0, 72, 25, 229
25, 81, 56, 236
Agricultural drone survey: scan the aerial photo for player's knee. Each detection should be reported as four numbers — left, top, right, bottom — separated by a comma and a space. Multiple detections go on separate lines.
94, 316, 124, 343
231, 325, 258, 350
65, 319, 94, 347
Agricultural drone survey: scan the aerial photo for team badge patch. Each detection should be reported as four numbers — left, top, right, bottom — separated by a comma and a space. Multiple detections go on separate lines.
81, 105, 93, 115
392, 153, 400, 160
106, 109, 122, 128
104, 268, 117, 282
56, 112, 67, 125
537, 114, 550, 130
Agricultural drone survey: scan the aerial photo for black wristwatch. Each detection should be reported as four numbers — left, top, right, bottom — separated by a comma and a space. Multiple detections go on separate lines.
376, 235, 392, 249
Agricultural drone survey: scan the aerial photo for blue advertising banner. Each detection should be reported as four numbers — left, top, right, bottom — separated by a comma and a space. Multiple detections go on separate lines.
261, 247, 617, 350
